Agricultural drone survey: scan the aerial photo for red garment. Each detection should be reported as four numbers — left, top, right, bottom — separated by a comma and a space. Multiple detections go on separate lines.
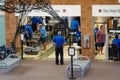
96, 30, 106, 43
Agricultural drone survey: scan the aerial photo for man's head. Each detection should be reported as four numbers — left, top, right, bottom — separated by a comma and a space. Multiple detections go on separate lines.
115, 34, 118, 39
100, 25, 104, 30
38, 24, 42, 28
58, 31, 61, 35
28, 20, 32, 25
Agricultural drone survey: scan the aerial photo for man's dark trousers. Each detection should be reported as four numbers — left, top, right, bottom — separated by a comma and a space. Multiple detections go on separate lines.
55, 46, 64, 64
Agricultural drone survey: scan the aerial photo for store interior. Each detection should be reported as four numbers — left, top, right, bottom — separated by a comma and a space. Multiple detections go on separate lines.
22, 16, 81, 60
93, 17, 120, 61
21, 16, 120, 61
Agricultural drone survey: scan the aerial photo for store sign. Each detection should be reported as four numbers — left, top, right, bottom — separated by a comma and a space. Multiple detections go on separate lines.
109, 29, 120, 34
15, 5, 81, 16
92, 5, 120, 16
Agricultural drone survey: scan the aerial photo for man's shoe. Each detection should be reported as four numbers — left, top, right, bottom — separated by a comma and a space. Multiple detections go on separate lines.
61, 63, 64, 65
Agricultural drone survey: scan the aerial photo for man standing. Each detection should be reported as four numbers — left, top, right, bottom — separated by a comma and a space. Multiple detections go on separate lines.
96, 25, 106, 54
71, 17, 80, 43
71, 17, 79, 32
24, 20, 33, 46
31, 16, 38, 32
94, 24, 99, 51
75, 27, 81, 54
38, 23, 47, 51
112, 34, 120, 59
52, 31, 66, 65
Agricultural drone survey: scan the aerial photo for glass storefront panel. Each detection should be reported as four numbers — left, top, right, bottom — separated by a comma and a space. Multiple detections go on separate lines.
0, 16, 6, 46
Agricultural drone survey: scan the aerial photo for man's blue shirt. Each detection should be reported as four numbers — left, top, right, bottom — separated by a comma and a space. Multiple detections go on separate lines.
71, 20, 79, 31
40, 27, 47, 38
37, 17, 43, 24
31, 17, 37, 25
24, 24, 33, 35
112, 38, 120, 49
52, 35, 66, 47
75, 31, 81, 40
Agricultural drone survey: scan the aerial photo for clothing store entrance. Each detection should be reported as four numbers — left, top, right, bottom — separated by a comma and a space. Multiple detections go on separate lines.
92, 5, 120, 61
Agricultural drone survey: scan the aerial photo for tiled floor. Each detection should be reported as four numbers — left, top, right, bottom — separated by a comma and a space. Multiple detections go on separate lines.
23, 43, 108, 61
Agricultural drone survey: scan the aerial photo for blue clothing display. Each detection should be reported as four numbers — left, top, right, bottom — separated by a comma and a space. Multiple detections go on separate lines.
39, 27, 47, 38
112, 38, 120, 49
24, 24, 33, 35
71, 19, 79, 31
52, 35, 66, 47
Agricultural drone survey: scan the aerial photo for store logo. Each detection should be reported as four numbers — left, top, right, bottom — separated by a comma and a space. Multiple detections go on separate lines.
63, 9, 66, 13
98, 9, 102, 12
